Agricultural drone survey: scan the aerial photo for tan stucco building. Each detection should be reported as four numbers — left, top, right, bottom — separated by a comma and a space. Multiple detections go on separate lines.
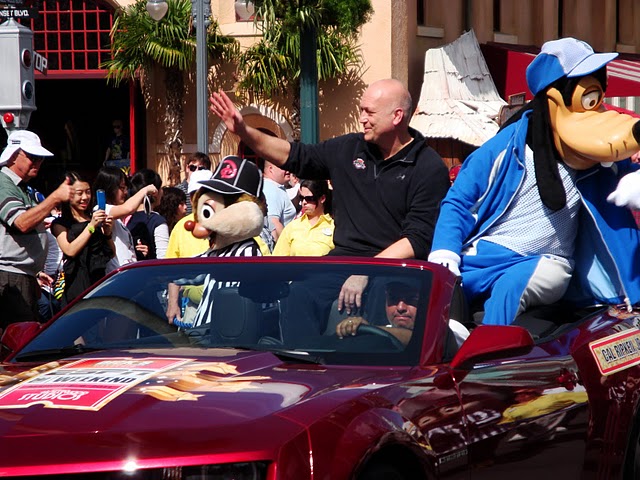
143, 0, 640, 182
16, 0, 640, 185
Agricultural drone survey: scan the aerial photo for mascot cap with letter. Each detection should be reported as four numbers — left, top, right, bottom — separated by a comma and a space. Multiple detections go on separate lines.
198, 155, 263, 197
526, 37, 618, 95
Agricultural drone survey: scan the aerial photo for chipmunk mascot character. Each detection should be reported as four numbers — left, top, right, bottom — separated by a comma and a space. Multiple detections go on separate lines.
186, 155, 266, 255
174, 156, 266, 328
428, 37, 640, 326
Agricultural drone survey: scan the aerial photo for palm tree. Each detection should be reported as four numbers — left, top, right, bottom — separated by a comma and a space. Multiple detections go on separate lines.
102, 0, 238, 182
237, 0, 372, 138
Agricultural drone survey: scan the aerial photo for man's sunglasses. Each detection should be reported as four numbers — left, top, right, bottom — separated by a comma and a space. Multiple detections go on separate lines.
299, 195, 317, 204
188, 164, 207, 172
25, 152, 45, 163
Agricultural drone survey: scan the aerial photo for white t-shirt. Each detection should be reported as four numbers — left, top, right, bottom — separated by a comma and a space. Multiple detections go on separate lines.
105, 204, 137, 273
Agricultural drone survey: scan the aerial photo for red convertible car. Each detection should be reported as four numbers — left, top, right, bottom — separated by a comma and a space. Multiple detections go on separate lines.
0, 257, 639, 479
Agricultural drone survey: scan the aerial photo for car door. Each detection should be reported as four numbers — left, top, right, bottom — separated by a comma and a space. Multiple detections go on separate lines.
455, 344, 589, 479
396, 365, 470, 479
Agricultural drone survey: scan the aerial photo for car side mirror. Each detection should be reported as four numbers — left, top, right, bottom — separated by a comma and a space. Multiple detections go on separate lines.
450, 325, 534, 370
0, 322, 42, 360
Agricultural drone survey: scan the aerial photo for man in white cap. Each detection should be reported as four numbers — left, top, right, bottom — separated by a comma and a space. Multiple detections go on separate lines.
0, 130, 73, 328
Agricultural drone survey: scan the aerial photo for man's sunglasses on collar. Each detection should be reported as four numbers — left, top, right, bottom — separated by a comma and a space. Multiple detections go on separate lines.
188, 164, 207, 172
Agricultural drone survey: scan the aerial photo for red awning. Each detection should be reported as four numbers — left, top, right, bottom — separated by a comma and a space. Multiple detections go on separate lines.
607, 60, 640, 98
481, 42, 640, 101
603, 103, 640, 117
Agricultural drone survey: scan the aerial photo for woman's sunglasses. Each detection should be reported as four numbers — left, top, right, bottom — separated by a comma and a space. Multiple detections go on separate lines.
188, 164, 207, 172
299, 195, 317, 204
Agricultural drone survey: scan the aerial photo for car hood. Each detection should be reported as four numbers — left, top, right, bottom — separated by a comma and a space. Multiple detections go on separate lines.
0, 348, 406, 474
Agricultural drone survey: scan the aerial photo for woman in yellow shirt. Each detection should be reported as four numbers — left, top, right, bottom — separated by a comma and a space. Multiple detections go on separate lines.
273, 180, 334, 256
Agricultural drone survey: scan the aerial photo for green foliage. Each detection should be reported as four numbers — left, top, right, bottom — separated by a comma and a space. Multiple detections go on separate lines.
321, 0, 372, 33
102, 0, 238, 85
251, 0, 372, 34
238, 0, 371, 101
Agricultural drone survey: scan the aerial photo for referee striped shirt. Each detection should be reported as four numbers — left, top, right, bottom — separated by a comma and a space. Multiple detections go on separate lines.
192, 239, 261, 327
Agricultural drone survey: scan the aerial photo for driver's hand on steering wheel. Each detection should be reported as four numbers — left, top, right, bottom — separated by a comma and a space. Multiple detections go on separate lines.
338, 275, 368, 315
336, 316, 368, 338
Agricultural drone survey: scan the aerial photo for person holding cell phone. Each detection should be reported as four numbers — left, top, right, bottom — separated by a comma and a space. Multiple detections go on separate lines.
51, 172, 115, 305
93, 166, 158, 273
126, 169, 168, 260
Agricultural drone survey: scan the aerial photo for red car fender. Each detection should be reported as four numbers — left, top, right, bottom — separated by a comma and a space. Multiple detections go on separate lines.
311, 407, 434, 479
275, 429, 312, 479
571, 336, 640, 477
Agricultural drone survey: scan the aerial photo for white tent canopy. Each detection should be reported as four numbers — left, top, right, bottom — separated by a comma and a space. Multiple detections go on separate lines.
410, 30, 507, 147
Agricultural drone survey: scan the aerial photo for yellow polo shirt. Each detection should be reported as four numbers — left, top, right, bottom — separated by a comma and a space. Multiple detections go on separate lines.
165, 213, 209, 259
273, 214, 334, 256
167, 212, 270, 258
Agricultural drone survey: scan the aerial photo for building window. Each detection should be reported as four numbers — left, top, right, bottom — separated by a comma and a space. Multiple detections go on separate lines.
22, 0, 114, 73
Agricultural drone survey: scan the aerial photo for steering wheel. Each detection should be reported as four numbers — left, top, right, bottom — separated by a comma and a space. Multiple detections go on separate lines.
357, 324, 405, 351
66, 296, 179, 342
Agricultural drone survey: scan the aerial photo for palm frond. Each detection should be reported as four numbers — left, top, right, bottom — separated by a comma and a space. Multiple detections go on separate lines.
101, 0, 238, 84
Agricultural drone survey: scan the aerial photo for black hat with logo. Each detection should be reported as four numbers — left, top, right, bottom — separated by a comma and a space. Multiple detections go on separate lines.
198, 155, 263, 197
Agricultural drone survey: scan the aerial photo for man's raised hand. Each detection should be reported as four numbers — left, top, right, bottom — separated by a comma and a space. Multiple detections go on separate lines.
209, 90, 245, 135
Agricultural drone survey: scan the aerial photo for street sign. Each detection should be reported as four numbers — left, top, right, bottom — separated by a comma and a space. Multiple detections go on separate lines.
0, 0, 38, 20
33, 50, 46, 75
0, 8, 33, 19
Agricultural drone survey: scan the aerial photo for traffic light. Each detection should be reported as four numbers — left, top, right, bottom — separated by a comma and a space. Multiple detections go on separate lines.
0, 18, 36, 132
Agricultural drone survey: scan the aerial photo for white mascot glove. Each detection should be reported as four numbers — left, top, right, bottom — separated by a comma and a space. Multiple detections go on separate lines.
428, 249, 461, 277
607, 170, 640, 210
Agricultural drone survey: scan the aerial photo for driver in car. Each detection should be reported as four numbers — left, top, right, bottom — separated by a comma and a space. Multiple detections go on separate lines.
336, 281, 418, 346
336, 281, 470, 348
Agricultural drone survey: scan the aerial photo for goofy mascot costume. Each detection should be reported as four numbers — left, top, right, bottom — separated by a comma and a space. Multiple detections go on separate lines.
429, 37, 640, 326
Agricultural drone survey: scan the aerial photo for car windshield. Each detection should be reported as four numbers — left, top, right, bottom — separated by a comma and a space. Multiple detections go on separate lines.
14, 259, 432, 366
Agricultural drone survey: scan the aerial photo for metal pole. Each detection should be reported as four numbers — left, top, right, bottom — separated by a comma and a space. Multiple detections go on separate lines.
193, 0, 209, 153
300, 24, 319, 144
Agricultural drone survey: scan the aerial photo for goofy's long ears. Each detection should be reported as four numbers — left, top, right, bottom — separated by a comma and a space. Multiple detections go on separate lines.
528, 94, 567, 212
498, 95, 566, 212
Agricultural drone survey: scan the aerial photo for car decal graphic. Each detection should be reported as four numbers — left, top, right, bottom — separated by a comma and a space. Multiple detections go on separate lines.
0, 357, 192, 411
135, 362, 273, 402
589, 328, 640, 376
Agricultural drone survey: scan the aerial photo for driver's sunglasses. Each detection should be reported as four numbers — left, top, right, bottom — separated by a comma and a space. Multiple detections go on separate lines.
299, 195, 317, 204
188, 164, 207, 172
386, 292, 419, 306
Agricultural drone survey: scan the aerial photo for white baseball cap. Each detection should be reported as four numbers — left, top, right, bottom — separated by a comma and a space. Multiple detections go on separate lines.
0, 130, 54, 166
526, 37, 618, 95
187, 168, 213, 194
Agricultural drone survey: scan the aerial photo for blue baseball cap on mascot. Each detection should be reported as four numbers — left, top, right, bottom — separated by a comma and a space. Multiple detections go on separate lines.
526, 37, 618, 95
